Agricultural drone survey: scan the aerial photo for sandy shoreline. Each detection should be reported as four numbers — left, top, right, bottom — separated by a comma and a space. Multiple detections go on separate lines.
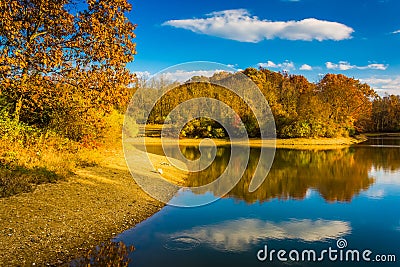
133, 135, 367, 150
0, 147, 185, 266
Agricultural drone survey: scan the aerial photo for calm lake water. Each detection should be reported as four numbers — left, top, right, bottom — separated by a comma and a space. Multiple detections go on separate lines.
116, 136, 400, 266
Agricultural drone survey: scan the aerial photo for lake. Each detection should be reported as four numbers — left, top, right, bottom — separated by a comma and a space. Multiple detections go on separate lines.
116, 136, 400, 266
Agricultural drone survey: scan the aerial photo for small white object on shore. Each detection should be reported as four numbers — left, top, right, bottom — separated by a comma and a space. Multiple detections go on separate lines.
157, 168, 163, 175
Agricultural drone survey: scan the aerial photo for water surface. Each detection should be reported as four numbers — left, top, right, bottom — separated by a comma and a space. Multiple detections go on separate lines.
117, 137, 400, 266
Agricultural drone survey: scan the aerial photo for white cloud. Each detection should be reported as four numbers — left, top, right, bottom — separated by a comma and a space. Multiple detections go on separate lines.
226, 64, 238, 69
163, 9, 354, 43
392, 30, 400, 34
160, 69, 232, 82
363, 64, 389, 70
360, 76, 400, 95
168, 218, 351, 252
258, 60, 295, 71
260, 61, 278, 68
326, 61, 388, 71
326, 62, 337, 70
300, 64, 313, 71
326, 61, 353, 70
134, 71, 152, 80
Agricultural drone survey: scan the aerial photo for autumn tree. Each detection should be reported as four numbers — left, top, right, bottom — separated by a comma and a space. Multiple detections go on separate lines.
0, 0, 136, 135
134, 67, 397, 138
371, 95, 400, 132
317, 74, 377, 135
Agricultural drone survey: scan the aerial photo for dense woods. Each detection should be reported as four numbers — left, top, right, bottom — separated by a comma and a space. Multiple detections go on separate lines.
138, 68, 400, 138
0, 1, 398, 144
371, 94, 400, 132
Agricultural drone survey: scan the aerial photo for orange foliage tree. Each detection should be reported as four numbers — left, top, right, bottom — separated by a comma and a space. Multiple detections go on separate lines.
0, 0, 136, 138
317, 74, 377, 134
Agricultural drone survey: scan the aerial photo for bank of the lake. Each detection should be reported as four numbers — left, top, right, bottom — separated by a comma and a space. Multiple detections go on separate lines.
0, 147, 187, 266
134, 135, 367, 150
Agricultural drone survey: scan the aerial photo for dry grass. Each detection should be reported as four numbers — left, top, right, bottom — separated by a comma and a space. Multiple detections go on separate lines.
0, 110, 128, 198
0, 135, 104, 197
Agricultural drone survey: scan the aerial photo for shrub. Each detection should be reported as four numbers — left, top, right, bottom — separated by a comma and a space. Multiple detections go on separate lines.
179, 118, 227, 138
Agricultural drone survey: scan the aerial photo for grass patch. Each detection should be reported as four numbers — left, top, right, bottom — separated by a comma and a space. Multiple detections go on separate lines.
0, 165, 60, 197
0, 110, 132, 198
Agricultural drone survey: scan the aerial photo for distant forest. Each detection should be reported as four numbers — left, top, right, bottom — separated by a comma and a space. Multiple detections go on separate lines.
133, 68, 400, 138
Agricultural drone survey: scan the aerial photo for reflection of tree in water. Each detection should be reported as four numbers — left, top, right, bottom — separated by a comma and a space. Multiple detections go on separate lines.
186, 147, 379, 203
354, 146, 400, 172
140, 143, 400, 203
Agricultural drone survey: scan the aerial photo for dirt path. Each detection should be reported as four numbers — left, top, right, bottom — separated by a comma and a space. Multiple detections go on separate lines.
0, 148, 184, 266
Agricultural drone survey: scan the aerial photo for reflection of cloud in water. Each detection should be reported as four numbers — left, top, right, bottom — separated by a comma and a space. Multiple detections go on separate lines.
369, 168, 400, 185
305, 188, 315, 199
364, 168, 400, 199
169, 219, 351, 252
365, 188, 385, 199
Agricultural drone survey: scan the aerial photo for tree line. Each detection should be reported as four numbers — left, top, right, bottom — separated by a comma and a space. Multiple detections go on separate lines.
137, 68, 400, 138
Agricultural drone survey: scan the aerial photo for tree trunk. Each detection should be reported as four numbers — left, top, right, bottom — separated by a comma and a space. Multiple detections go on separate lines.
14, 96, 23, 123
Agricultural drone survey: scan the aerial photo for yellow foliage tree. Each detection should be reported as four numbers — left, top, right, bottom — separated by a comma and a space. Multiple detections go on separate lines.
0, 0, 136, 127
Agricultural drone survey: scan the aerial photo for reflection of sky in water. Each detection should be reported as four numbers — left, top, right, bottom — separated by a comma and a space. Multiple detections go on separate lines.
363, 168, 400, 199
167, 219, 351, 252
168, 190, 218, 207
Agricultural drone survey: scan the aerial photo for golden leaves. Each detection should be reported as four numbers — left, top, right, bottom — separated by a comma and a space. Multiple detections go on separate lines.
0, 0, 136, 126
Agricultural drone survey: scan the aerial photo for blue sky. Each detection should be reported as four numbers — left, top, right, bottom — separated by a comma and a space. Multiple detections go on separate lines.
127, 0, 400, 95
